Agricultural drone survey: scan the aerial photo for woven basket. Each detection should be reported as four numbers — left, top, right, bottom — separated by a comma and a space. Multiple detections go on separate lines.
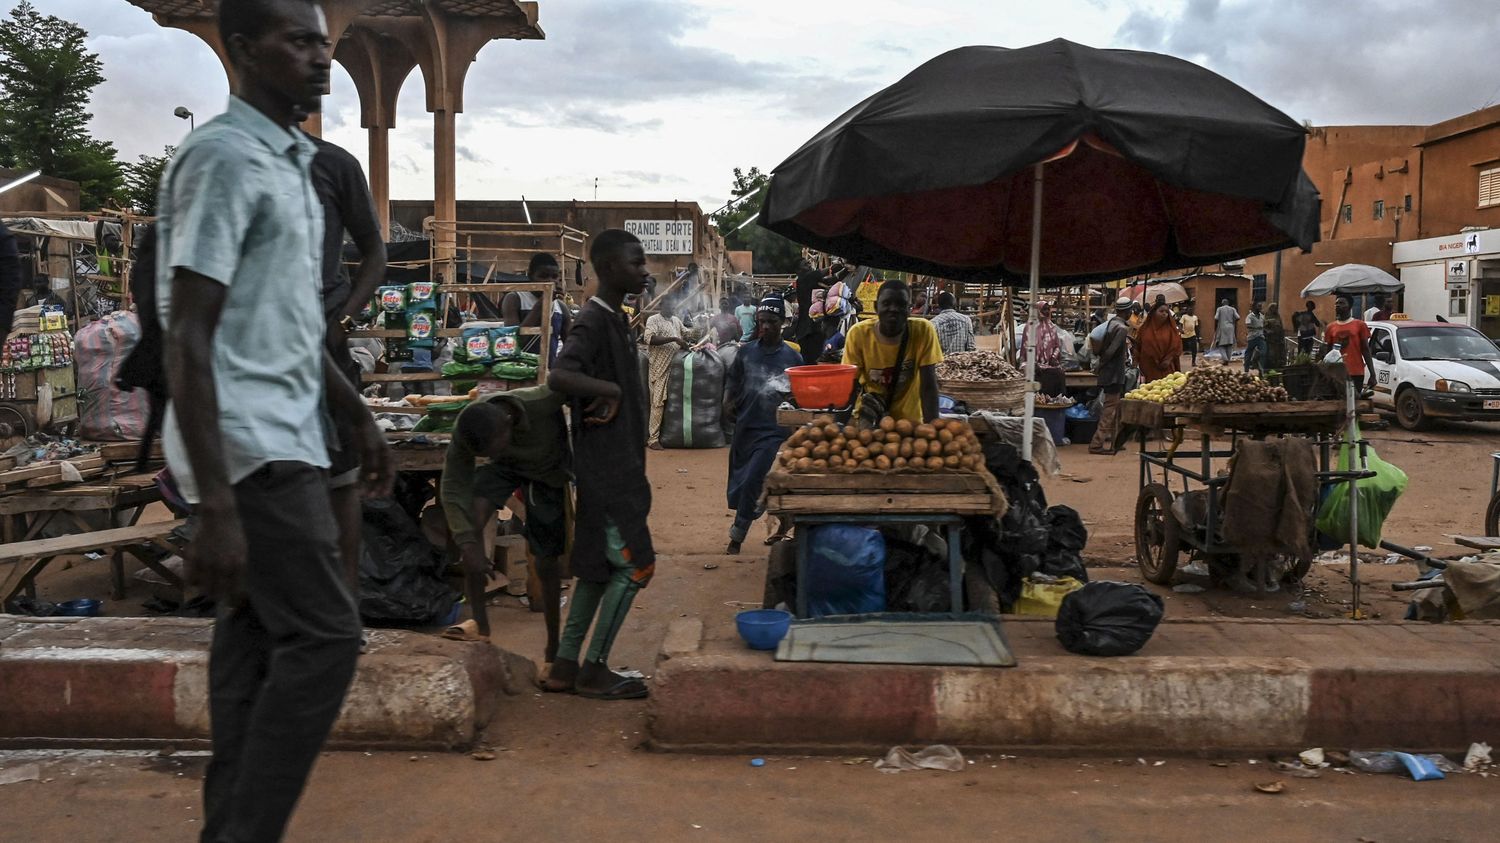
939, 377, 1028, 411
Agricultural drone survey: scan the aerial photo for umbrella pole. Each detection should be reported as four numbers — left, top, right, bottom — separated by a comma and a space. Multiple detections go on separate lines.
1021, 163, 1043, 463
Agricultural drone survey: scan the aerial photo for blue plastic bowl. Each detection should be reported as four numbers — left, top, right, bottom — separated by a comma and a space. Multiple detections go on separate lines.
56, 599, 102, 617
736, 609, 792, 651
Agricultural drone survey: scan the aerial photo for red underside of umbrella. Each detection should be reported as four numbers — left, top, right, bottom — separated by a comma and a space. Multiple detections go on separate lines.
790, 141, 1287, 278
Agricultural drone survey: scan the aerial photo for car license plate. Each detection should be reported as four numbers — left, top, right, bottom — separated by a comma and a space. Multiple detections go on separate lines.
1485, 400, 1500, 410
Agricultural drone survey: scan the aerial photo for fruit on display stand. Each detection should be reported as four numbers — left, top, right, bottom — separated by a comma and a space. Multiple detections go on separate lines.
1164, 367, 1289, 404
777, 414, 985, 473
1125, 371, 1188, 403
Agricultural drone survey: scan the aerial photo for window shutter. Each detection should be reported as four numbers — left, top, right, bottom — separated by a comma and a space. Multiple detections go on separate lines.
1480, 167, 1500, 208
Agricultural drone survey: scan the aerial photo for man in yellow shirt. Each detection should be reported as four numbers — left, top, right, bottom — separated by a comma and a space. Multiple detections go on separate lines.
842, 279, 943, 423
1177, 305, 1200, 366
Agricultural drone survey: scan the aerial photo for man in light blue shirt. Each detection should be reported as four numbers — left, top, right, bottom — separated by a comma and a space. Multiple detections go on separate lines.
156, 2, 391, 840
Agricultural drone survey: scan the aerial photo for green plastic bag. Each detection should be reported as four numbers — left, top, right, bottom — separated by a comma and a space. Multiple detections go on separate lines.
441, 360, 488, 378
490, 360, 538, 381
1315, 422, 1408, 548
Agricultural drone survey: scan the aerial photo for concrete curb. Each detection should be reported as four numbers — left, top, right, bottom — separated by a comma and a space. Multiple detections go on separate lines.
648, 617, 1500, 754
0, 616, 536, 750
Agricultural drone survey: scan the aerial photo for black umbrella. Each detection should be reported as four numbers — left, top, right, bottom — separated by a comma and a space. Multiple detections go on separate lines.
761, 39, 1319, 285
760, 39, 1321, 457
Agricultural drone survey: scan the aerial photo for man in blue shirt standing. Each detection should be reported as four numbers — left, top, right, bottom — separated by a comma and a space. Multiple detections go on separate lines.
157, 2, 392, 840
723, 296, 803, 553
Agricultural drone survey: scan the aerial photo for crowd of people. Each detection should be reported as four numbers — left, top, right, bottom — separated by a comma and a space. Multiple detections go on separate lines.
139, 5, 1402, 840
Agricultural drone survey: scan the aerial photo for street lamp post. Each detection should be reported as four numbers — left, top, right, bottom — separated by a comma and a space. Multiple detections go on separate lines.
173, 106, 195, 131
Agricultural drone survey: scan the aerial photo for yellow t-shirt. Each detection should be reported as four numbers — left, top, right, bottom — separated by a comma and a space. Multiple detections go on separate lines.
842, 317, 944, 422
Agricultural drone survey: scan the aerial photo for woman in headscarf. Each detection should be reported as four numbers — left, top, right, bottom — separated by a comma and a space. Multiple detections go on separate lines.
1136, 301, 1184, 383
1263, 302, 1287, 371
1019, 302, 1064, 369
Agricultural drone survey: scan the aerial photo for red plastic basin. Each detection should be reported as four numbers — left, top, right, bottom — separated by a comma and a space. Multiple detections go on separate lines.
787, 364, 857, 410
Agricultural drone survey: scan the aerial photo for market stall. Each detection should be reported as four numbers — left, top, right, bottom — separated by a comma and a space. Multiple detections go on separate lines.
761, 413, 1007, 619
1123, 365, 1384, 614
355, 220, 585, 432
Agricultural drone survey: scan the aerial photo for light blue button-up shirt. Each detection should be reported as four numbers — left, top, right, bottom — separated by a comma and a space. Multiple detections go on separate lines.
156, 96, 329, 502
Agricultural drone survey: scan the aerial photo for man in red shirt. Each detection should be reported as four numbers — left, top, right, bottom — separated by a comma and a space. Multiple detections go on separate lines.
1318, 296, 1376, 393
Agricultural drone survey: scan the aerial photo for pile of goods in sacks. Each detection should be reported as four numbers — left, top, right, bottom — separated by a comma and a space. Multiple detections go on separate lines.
1125, 371, 1187, 403
778, 415, 985, 473
936, 350, 1021, 382
1162, 367, 1289, 404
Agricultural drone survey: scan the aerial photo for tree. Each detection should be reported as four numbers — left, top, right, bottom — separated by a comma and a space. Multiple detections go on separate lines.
123, 146, 176, 215
711, 166, 804, 275
0, 1, 123, 209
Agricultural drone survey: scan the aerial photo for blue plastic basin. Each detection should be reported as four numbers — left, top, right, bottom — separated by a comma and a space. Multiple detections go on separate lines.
736, 609, 792, 651
56, 599, 102, 617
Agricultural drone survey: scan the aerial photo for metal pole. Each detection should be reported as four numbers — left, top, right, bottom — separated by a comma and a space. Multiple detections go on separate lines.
1021, 163, 1043, 463
1272, 249, 1283, 310
1346, 378, 1363, 618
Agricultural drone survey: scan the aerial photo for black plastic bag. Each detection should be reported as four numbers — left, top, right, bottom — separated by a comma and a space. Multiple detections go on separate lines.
883, 536, 951, 613
358, 498, 459, 625
1038, 505, 1089, 582
1055, 581, 1164, 656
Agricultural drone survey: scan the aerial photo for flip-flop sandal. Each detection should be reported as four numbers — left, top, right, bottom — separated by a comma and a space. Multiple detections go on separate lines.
441, 619, 489, 643
541, 660, 579, 694
576, 675, 650, 701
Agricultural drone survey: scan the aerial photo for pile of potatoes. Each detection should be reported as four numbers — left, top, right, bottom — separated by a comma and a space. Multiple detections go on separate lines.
778, 415, 986, 473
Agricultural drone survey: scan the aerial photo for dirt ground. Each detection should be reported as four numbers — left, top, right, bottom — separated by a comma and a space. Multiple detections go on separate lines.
5, 415, 1500, 841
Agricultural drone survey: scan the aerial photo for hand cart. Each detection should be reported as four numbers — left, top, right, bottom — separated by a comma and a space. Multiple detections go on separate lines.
1127, 388, 1378, 614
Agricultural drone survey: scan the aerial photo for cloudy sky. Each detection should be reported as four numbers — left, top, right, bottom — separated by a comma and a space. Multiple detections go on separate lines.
21, 0, 1500, 212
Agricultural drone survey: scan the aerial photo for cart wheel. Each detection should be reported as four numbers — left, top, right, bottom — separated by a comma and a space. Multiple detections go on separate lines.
1486, 494, 1500, 537
1135, 483, 1180, 585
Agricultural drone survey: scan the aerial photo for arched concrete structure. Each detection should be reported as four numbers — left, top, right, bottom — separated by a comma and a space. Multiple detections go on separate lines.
125, 1, 544, 246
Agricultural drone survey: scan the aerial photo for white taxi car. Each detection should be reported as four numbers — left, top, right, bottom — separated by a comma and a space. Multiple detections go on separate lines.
1368, 318, 1500, 430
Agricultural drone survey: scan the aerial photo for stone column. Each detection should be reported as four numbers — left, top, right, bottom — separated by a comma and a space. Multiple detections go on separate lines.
368, 125, 390, 237
433, 108, 458, 257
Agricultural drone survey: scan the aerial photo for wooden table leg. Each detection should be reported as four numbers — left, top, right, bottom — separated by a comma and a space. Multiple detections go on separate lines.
111, 548, 127, 600
946, 521, 964, 616
795, 516, 809, 619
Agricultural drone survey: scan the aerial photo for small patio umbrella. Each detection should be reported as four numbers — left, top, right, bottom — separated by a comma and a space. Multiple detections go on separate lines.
760, 39, 1321, 459
1122, 281, 1189, 306
1300, 264, 1404, 298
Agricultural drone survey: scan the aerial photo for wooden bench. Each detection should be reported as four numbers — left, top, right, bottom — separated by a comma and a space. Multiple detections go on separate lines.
0, 519, 187, 606
1450, 535, 1500, 552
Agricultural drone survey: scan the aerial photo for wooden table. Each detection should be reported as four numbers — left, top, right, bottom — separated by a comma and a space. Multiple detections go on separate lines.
0, 519, 185, 606
764, 470, 1004, 618
1065, 371, 1098, 390
0, 472, 167, 599
387, 431, 451, 473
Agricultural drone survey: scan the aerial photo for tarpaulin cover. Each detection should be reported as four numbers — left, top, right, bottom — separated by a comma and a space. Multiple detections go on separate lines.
761, 39, 1320, 284
804, 524, 886, 618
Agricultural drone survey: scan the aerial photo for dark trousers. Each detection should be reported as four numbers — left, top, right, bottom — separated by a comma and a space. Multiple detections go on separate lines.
201, 462, 361, 843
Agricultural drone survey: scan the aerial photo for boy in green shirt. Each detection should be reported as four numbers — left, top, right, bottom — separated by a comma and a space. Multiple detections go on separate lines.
441, 385, 570, 663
